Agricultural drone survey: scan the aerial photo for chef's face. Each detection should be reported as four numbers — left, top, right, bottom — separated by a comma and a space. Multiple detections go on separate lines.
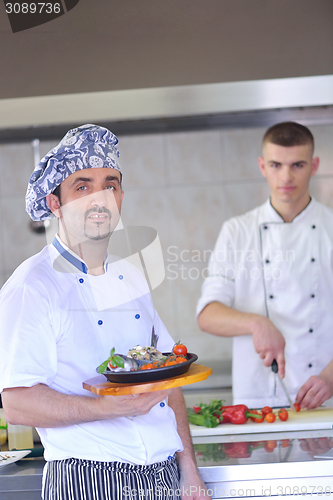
258, 142, 319, 207
47, 168, 123, 247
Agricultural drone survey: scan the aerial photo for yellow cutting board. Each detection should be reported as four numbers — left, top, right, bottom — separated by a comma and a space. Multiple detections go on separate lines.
189, 407, 333, 437
83, 364, 212, 396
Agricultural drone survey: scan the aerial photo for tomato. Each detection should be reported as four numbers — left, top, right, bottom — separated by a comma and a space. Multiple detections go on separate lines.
281, 439, 290, 448
175, 355, 187, 363
140, 363, 155, 370
265, 412, 276, 423
249, 410, 264, 423
165, 359, 177, 366
262, 406, 273, 416
173, 343, 188, 356
278, 409, 289, 422
293, 402, 301, 412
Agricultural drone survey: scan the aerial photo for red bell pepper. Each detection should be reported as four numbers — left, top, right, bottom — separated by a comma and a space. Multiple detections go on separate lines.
220, 405, 262, 424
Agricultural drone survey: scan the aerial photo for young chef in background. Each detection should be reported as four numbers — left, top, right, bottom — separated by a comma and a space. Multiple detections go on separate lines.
197, 121, 333, 410
0, 125, 209, 500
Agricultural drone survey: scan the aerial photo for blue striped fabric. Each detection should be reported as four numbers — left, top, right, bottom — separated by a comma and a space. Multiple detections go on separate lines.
42, 456, 181, 500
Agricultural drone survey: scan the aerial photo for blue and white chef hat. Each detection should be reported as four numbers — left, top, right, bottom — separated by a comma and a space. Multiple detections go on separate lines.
26, 124, 122, 221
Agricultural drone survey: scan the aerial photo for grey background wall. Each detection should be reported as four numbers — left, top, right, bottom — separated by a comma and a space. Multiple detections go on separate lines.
1, 123, 333, 364
0, 0, 333, 99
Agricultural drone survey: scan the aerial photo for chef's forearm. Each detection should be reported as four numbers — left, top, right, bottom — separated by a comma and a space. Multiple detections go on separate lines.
197, 301, 260, 337
1, 384, 172, 427
319, 360, 333, 389
2, 384, 104, 427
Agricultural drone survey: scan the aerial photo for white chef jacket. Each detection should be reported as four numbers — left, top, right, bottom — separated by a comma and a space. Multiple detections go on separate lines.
197, 198, 333, 408
0, 236, 183, 463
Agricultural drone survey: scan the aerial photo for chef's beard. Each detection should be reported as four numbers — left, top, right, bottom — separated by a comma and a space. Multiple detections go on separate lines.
83, 207, 114, 241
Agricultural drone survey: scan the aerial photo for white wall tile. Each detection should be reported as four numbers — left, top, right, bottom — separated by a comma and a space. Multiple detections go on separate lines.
165, 130, 223, 185
310, 176, 333, 209
0, 143, 34, 198
119, 134, 166, 188
120, 187, 170, 251
2, 196, 48, 272
223, 180, 270, 220
166, 184, 225, 255
311, 125, 333, 176
222, 127, 266, 181
164, 184, 229, 360
167, 267, 233, 362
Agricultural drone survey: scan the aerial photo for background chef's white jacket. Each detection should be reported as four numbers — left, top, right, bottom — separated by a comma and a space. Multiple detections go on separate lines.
0, 238, 183, 463
197, 199, 333, 408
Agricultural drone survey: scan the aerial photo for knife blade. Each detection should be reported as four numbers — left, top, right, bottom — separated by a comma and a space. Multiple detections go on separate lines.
271, 359, 296, 413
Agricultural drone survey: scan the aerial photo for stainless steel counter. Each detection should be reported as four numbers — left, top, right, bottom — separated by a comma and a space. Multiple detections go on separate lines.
0, 457, 44, 500
195, 429, 333, 499
2, 429, 333, 499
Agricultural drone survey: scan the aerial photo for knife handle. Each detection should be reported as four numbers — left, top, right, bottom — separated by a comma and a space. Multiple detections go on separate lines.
271, 359, 278, 373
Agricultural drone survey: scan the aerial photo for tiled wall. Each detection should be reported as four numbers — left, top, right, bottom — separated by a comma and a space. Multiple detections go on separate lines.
0, 124, 333, 364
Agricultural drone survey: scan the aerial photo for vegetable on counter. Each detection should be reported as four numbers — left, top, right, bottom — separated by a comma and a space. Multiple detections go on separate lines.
278, 409, 289, 421
265, 412, 276, 423
187, 400, 262, 427
187, 400, 223, 428
262, 406, 273, 416
249, 410, 265, 423
218, 404, 263, 425
188, 400, 292, 427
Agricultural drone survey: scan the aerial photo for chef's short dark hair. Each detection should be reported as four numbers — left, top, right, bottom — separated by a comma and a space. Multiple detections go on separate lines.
263, 122, 314, 153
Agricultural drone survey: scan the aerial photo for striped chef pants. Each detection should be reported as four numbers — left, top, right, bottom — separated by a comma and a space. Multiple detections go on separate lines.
42, 455, 181, 500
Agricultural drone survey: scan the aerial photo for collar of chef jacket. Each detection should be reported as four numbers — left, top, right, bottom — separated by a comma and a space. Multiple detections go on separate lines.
52, 234, 109, 274
265, 197, 315, 224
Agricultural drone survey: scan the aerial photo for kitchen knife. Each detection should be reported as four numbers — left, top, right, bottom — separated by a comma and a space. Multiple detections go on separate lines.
271, 359, 296, 413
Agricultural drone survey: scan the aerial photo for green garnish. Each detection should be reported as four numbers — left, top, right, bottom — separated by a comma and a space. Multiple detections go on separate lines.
97, 348, 125, 373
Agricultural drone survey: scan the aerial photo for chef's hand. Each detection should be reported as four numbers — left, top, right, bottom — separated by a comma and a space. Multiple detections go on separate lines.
180, 472, 211, 499
99, 388, 174, 419
296, 375, 333, 410
251, 316, 286, 378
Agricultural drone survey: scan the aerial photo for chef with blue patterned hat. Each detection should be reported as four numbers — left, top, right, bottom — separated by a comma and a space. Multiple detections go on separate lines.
0, 124, 209, 500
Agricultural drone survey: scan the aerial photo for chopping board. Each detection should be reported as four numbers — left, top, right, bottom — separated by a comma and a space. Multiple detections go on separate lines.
83, 364, 212, 395
189, 407, 333, 437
